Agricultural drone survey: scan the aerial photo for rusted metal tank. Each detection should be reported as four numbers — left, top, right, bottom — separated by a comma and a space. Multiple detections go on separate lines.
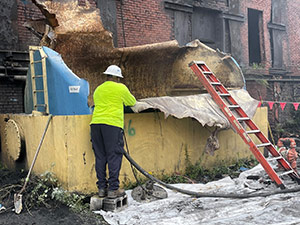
29, 0, 245, 105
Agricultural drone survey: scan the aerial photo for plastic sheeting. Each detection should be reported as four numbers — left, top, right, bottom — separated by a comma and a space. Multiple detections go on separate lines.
131, 89, 259, 129
96, 162, 300, 225
25, 46, 90, 115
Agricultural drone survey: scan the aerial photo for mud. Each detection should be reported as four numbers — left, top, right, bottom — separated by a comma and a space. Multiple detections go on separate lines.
0, 168, 108, 225
0, 204, 106, 225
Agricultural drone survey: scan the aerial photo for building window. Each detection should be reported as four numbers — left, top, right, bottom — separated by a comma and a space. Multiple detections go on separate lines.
248, 8, 263, 66
165, 2, 224, 50
192, 8, 223, 50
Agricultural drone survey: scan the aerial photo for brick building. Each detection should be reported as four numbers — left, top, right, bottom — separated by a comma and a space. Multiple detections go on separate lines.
1, 0, 300, 136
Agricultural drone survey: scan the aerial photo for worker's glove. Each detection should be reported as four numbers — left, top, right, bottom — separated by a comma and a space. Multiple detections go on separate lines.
131, 101, 150, 113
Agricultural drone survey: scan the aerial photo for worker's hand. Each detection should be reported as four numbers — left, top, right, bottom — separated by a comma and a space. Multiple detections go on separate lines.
131, 101, 150, 113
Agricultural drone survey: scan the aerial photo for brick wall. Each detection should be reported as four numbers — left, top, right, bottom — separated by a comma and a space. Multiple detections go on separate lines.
116, 0, 172, 47
16, 0, 42, 51
286, 0, 300, 75
240, 0, 272, 70
78, 0, 96, 7
0, 0, 19, 50
4, 0, 300, 118
0, 79, 24, 113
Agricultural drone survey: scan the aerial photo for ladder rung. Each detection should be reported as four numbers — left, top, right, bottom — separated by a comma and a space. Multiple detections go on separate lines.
33, 90, 44, 93
278, 170, 295, 177
189, 61, 298, 187
194, 61, 205, 65
32, 75, 43, 78
256, 143, 271, 148
219, 93, 230, 97
237, 117, 250, 121
228, 105, 240, 109
246, 130, 261, 134
35, 104, 46, 107
210, 82, 221, 85
267, 156, 283, 161
31, 60, 43, 64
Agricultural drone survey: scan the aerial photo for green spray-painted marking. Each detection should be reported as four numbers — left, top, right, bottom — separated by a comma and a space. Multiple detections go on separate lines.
127, 119, 136, 136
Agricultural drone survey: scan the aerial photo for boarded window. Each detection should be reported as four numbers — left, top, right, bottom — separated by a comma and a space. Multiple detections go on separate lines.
192, 8, 223, 50
174, 10, 192, 46
168, 4, 224, 49
269, 0, 286, 69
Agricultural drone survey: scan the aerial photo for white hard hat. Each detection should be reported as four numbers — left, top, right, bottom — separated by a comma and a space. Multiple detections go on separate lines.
103, 65, 123, 78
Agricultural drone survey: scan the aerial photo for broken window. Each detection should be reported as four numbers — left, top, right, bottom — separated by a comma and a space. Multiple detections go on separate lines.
248, 8, 263, 66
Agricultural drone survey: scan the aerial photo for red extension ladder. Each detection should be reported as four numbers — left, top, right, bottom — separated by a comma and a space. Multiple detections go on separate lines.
189, 61, 300, 189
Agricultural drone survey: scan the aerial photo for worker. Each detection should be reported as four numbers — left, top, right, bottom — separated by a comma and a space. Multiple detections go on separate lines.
90, 65, 136, 198
287, 138, 298, 173
277, 137, 298, 173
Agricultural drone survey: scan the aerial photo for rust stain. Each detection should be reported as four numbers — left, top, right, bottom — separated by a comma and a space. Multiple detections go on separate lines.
29, 0, 245, 104
82, 152, 86, 165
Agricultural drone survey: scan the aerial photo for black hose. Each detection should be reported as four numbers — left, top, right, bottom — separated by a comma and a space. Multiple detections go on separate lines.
123, 133, 166, 199
122, 149, 300, 199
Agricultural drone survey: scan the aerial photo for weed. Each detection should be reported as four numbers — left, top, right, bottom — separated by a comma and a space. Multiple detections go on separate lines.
250, 63, 265, 69
184, 157, 259, 183
273, 109, 300, 139
256, 79, 269, 88
160, 173, 188, 184
25, 172, 89, 213
51, 188, 89, 213
122, 176, 145, 190
26, 172, 58, 208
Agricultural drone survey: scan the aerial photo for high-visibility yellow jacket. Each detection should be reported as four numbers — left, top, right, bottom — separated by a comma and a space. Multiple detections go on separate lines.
90, 81, 136, 128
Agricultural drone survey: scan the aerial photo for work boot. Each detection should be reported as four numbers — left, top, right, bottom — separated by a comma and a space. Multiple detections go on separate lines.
107, 188, 125, 199
98, 188, 107, 198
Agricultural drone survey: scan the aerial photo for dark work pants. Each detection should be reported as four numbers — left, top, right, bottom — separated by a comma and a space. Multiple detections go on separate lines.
90, 124, 124, 191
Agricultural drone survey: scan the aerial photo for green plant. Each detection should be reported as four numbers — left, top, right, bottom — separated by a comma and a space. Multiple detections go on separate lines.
160, 172, 188, 184
256, 79, 269, 88
250, 62, 264, 69
25, 172, 89, 213
26, 172, 58, 208
184, 157, 259, 183
51, 188, 89, 213
272, 109, 300, 139
122, 174, 147, 190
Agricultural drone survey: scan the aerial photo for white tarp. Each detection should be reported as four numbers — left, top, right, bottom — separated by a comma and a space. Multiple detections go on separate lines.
95, 163, 300, 225
131, 89, 259, 129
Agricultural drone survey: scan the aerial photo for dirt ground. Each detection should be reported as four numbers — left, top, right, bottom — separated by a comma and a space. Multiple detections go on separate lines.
0, 204, 106, 225
0, 168, 109, 225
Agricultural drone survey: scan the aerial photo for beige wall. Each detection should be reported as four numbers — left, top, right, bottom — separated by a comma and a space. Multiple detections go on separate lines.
0, 107, 268, 194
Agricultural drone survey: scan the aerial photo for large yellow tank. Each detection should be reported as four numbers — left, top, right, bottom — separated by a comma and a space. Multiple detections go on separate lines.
0, 0, 266, 194
0, 108, 268, 194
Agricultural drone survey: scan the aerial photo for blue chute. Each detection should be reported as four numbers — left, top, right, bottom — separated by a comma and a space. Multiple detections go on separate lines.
25, 46, 91, 115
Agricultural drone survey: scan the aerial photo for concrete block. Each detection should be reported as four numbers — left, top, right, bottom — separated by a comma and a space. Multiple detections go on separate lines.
90, 194, 128, 212
90, 195, 104, 211
103, 195, 128, 212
